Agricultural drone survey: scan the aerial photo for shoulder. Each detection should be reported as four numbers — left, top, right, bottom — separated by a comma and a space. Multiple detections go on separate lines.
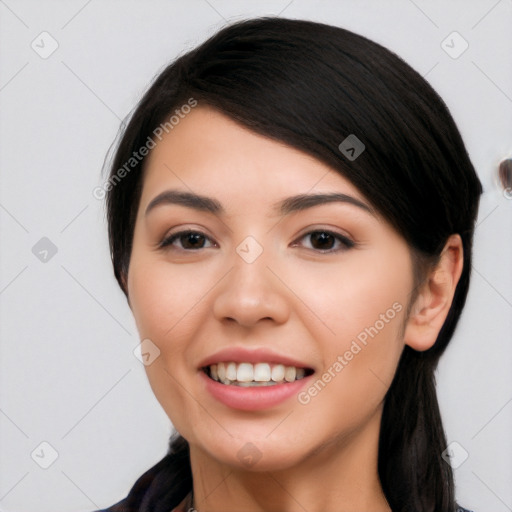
457, 507, 475, 512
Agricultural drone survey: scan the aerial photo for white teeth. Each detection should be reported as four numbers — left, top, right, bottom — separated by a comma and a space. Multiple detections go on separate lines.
217, 362, 226, 381
284, 366, 296, 382
206, 361, 310, 385
237, 363, 254, 382
253, 363, 271, 382
226, 362, 237, 381
271, 364, 285, 382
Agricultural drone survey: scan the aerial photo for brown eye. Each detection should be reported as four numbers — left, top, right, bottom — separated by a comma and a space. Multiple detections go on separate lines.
310, 232, 336, 250
160, 230, 215, 250
297, 230, 355, 253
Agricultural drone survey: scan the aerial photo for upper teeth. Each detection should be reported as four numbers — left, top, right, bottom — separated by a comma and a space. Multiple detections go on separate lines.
208, 362, 306, 385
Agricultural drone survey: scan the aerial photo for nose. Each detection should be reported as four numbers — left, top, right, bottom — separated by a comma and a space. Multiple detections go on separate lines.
212, 250, 290, 328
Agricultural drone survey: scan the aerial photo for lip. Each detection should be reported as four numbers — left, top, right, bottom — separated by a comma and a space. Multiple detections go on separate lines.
198, 346, 313, 370
200, 370, 314, 411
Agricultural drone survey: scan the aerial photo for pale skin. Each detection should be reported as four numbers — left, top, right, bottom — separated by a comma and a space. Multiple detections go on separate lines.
125, 105, 463, 512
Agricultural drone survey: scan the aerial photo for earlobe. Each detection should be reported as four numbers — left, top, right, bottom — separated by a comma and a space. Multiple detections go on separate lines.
404, 234, 464, 352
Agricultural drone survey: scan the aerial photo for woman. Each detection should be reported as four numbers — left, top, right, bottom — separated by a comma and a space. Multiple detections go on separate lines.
97, 17, 482, 512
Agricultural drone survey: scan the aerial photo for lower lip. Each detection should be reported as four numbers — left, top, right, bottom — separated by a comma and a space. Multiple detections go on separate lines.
200, 371, 313, 411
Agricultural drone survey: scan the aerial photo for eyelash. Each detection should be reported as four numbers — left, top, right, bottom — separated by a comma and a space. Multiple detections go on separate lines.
158, 229, 355, 253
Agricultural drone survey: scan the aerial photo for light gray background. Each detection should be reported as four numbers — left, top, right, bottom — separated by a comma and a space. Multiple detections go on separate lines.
0, 1, 511, 511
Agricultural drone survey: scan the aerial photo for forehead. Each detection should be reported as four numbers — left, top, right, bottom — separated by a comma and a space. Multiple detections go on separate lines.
141, 105, 366, 205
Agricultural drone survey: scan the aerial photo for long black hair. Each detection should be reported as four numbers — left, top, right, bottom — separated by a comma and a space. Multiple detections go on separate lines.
103, 17, 482, 511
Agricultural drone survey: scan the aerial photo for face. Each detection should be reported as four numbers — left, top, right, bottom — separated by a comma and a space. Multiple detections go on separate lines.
127, 105, 415, 472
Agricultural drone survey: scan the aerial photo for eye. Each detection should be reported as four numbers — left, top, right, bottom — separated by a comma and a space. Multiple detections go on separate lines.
159, 230, 216, 251
294, 229, 355, 253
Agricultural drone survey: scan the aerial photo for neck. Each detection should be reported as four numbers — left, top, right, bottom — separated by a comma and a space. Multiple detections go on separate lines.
188, 408, 391, 512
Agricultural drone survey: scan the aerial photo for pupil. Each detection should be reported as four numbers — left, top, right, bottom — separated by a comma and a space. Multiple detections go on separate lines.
183, 233, 204, 249
311, 232, 334, 249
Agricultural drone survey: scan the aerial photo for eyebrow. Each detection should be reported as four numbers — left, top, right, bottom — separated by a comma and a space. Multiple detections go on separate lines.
277, 192, 374, 216
144, 189, 374, 217
145, 190, 223, 216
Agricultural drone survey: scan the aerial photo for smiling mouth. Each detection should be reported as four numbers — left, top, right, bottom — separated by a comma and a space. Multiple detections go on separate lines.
202, 362, 315, 387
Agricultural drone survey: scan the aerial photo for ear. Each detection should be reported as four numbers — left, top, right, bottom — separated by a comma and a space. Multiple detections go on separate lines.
403, 234, 464, 351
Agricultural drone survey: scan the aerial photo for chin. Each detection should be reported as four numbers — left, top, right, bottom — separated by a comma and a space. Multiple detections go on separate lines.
192, 431, 310, 473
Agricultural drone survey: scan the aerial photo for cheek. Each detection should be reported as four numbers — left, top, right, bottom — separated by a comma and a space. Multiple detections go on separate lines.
282, 249, 410, 407
127, 258, 210, 427
127, 257, 211, 377
280, 247, 411, 344
295, 298, 406, 433
129, 257, 199, 336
